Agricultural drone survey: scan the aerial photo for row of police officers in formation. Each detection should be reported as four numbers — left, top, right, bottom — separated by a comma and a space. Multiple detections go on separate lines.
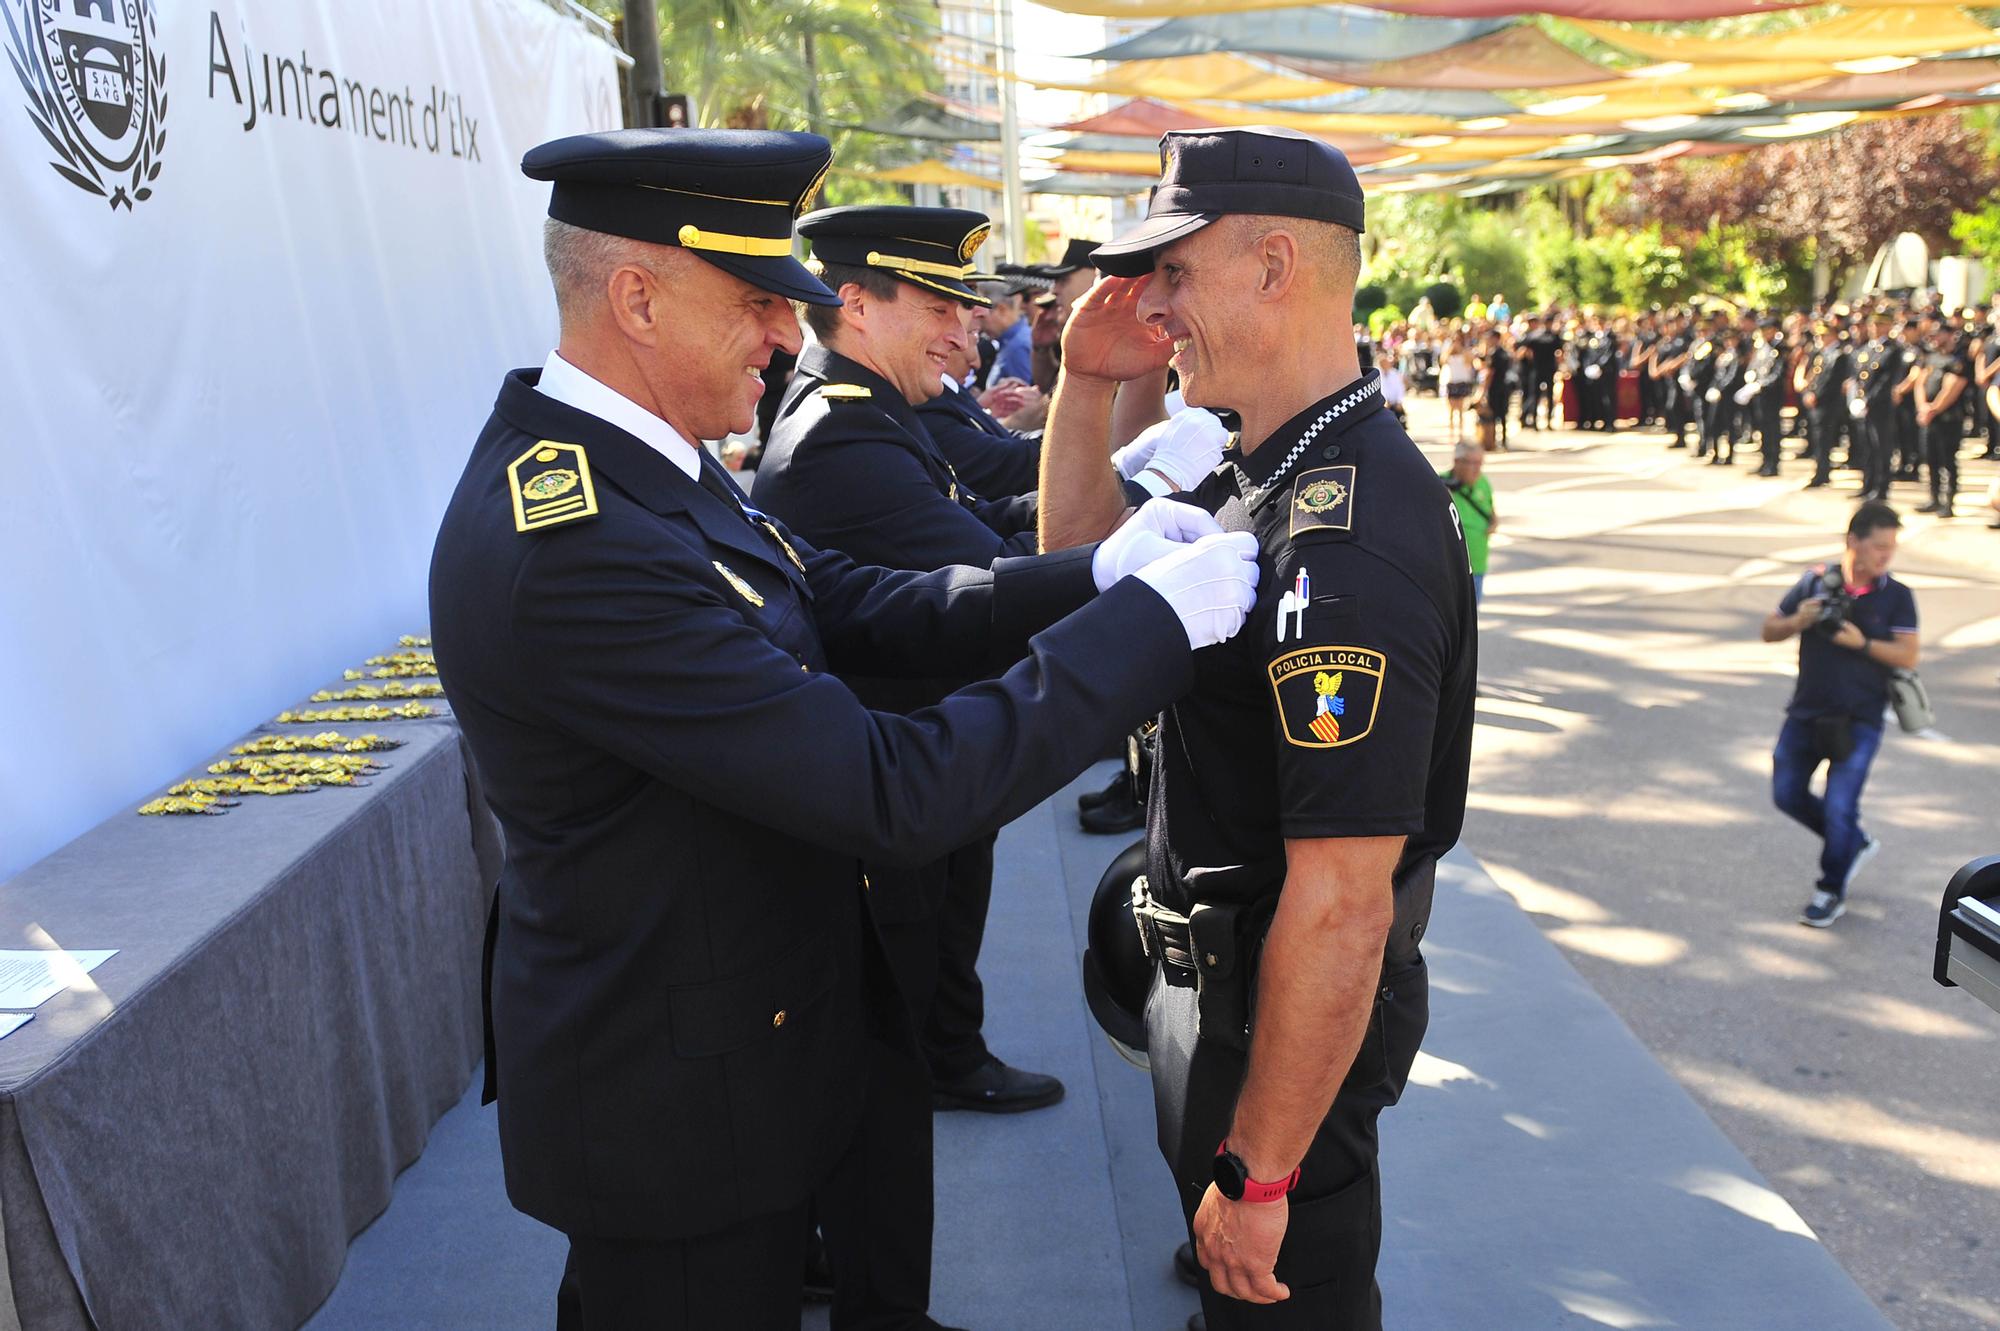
430, 123, 1475, 1331
1473, 305, 1998, 517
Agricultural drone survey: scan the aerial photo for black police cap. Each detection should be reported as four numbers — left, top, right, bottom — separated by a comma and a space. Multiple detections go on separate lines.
799, 205, 994, 306
1093, 126, 1365, 279
522, 127, 839, 306
1045, 238, 1103, 276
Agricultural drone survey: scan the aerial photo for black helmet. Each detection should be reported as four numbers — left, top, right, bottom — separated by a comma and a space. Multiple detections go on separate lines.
1082, 838, 1153, 1067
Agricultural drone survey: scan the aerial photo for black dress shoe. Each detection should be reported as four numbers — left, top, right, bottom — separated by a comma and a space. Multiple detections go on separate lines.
1077, 768, 1132, 813
931, 1057, 1064, 1113
1188, 1317, 1207, 1331
1175, 1240, 1204, 1289
1803, 478, 1826, 489
1080, 797, 1144, 835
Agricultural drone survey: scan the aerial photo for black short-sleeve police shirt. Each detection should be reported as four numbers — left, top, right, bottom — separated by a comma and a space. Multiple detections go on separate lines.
1149, 374, 1477, 908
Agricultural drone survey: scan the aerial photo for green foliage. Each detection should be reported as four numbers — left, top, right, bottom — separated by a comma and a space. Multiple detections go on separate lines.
1424, 282, 1463, 320
1951, 195, 2000, 265
580, 0, 935, 178
1368, 304, 1406, 338
1361, 196, 1526, 315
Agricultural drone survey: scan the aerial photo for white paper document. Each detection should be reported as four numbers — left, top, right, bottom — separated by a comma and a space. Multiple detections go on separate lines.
0, 950, 118, 1010
0, 1013, 30, 1040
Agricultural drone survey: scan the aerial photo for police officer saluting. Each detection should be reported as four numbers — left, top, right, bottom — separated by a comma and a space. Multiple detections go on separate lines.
1040, 126, 1477, 1330
428, 128, 1261, 1330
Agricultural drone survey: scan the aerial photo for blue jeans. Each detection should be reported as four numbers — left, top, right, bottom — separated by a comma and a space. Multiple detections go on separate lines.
1472, 573, 1485, 604
1771, 715, 1883, 892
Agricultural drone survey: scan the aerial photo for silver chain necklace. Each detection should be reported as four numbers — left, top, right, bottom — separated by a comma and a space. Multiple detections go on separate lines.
1245, 373, 1381, 509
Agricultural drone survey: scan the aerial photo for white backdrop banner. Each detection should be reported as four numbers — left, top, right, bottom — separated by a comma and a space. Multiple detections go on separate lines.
0, 0, 621, 880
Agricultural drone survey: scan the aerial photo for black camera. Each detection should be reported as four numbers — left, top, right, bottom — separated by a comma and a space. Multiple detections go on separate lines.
1811, 571, 1855, 635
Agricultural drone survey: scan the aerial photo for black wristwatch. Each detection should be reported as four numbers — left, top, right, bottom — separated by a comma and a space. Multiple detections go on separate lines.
1213, 1141, 1299, 1204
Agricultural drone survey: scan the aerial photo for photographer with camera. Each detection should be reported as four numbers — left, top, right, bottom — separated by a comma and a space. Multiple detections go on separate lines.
1761, 502, 1920, 927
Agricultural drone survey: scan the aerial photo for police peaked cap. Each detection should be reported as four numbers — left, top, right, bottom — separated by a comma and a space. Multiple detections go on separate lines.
1044, 238, 1103, 276
522, 127, 839, 306
798, 205, 995, 307
1093, 126, 1366, 278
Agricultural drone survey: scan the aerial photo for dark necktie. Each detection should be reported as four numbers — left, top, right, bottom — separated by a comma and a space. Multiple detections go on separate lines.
696, 457, 808, 578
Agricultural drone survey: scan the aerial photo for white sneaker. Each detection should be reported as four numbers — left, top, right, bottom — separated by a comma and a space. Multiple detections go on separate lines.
1845, 836, 1881, 893
1801, 890, 1846, 928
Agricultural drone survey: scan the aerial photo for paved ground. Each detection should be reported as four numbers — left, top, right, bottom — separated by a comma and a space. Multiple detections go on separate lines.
1410, 394, 2000, 1331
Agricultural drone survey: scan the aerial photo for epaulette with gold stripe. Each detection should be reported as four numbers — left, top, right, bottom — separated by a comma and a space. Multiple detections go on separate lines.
817, 383, 872, 402
509, 440, 599, 533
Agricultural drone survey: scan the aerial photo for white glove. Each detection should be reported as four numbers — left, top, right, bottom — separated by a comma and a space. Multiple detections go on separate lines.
1583, 364, 1602, 380
1848, 395, 1867, 419
1733, 381, 1758, 405
1132, 531, 1261, 651
1705, 387, 1722, 404
1091, 497, 1225, 591
1678, 373, 1694, 392
1114, 408, 1227, 490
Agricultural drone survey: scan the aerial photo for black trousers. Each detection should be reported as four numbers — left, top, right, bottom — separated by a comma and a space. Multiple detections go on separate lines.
1895, 403, 1920, 476
1145, 955, 1429, 1330
1925, 412, 1961, 505
1860, 404, 1895, 498
556, 1032, 933, 1331
1805, 409, 1841, 483
1756, 396, 1785, 470
1702, 398, 1740, 460
1518, 367, 1545, 426
877, 834, 997, 1081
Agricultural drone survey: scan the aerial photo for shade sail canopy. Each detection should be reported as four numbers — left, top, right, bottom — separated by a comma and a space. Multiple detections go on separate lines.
1082, 8, 1508, 64
1032, 0, 1810, 16
1575, 8, 2000, 66
1776, 59, 2000, 103
1027, 173, 1156, 197
857, 160, 1003, 190
863, 99, 1003, 142
1013, 52, 1355, 101
1274, 26, 1616, 90
1059, 99, 1214, 137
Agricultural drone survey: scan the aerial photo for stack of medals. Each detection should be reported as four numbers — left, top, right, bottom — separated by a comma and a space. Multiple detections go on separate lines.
310, 681, 443, 702
275, 702, 435, 724
139, 733, 404, 815
352, 650, 439, 680
234, 732, 404, 755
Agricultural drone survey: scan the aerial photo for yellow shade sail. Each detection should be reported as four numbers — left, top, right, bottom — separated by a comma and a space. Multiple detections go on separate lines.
1049, 149, 1169, 176
1159, 99, 1459, 139
1549, 61, 1862, 96
1575, 9, 2000, 66
850, 161, 1003, 191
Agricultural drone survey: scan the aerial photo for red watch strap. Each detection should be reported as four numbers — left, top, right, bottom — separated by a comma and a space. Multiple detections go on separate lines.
1217, 1141, 1300, 1204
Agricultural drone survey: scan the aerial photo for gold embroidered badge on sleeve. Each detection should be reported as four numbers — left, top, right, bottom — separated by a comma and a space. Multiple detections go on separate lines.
510, 441, 599, 533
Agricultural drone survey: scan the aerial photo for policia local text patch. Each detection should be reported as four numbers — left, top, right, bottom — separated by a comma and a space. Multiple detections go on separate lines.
1267, 646, 1385, 748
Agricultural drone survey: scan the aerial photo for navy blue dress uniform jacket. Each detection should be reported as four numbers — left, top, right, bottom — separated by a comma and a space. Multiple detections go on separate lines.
428, 369, 1195, 1242
753, 343, 1039, 569
914, 378, 1043, 500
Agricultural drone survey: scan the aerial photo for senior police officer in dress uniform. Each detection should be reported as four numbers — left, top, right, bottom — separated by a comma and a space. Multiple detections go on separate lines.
428, 128, 1263, 1331
917, 281, 1045, 500
1038, 126, 1477, 1331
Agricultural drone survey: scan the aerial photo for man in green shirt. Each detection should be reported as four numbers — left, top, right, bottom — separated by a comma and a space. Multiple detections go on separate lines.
1443, 442, 1497, 602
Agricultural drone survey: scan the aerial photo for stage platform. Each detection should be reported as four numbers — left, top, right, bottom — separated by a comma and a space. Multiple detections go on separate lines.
307, 760, 1892, 1331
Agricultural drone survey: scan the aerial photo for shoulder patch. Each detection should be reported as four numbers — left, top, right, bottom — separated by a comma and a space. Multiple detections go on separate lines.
1289, 465, 1355, 540
817, 383, 872, 401
509, 440, 599, 533
1268, 646, 1385, 748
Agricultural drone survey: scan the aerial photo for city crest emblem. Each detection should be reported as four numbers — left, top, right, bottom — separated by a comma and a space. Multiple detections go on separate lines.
1267, 646, 1385, 749
6, 0, 168, 210
1289, 465, 1355, 538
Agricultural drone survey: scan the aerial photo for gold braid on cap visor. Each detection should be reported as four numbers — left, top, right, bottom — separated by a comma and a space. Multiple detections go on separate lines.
677, 224, 793, 257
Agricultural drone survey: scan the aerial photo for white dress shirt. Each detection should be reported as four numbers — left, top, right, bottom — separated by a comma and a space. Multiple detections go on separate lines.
535, 350, 703, 482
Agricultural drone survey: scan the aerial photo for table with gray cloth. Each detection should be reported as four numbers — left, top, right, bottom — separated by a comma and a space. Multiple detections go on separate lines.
0, 681, 497, 1331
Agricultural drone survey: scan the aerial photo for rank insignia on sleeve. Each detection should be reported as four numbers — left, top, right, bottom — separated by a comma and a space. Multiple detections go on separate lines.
713, 561, 765, 608
1268, 646, 1384, 748
509, 441, 599, 533
1290, 465, 1355, 539
818, 383, 871, 401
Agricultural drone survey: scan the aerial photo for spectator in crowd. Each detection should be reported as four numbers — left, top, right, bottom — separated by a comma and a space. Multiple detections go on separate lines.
1479, 326, 1512, 451
1489, 292, 1511, 326
973, 276, 1035, 390
1465, 292, 1490, 322
1761, 502, 1918, 927
1442, 324, 1476, 443
1442, 440, 1497, 603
